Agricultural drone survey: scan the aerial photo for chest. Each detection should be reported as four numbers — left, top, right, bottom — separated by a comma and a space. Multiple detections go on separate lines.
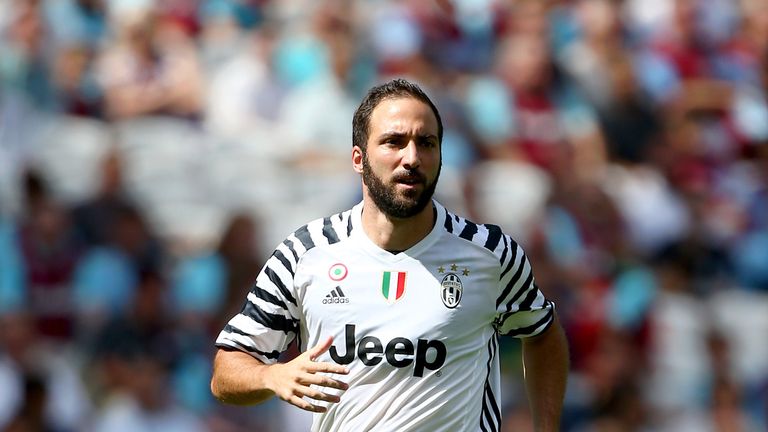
296, 250, 498, 343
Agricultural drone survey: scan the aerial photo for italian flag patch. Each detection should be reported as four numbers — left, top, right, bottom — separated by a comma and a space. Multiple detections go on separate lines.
381, 271, 407, 303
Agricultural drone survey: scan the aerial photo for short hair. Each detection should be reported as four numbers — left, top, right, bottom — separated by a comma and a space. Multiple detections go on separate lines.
352, 78, 443, 152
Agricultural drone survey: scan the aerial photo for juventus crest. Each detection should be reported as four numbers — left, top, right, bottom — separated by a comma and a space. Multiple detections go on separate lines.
440, 273, 463, 309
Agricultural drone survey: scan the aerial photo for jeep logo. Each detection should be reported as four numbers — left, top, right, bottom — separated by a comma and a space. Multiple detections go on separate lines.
329, 324, 447, 377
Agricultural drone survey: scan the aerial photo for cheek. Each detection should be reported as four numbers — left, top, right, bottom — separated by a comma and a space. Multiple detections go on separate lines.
426, 153, 442, 174
363, 155, 390, 180
370, 152, 399, 172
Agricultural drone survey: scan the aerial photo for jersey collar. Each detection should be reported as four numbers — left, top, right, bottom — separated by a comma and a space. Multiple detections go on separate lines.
350, 199, 446, 262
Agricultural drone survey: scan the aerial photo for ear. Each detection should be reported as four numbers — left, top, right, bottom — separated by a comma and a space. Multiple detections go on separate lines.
352, 146, 364, 174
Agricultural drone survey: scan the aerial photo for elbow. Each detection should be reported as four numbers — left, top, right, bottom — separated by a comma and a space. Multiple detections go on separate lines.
210, 349, 274, 405
210, 350, 235, 403
210, 368, 236, 404
210, 374, 225, 402
209, 375, 240, 405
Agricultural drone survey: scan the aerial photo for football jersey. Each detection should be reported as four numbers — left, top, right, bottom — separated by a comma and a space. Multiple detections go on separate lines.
215, 200, 555, 432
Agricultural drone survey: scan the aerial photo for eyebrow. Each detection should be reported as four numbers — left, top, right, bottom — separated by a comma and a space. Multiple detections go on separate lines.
378, 132, 439, 142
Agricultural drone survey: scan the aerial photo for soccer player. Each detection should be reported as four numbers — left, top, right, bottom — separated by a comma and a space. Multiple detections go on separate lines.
210, 79, 569, 431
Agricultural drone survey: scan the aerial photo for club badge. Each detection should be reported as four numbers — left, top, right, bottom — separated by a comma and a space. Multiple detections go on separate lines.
440, 273, 463, 308
437, 263, 468, 309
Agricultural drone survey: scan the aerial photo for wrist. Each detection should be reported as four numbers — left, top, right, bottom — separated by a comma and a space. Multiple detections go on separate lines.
259, 362, 281, 396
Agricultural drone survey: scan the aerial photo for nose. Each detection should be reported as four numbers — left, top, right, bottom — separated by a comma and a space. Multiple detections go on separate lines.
401, 140, 421, 170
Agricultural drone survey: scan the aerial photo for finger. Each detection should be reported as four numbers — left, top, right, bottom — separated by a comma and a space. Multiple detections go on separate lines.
288, 395, 327, 413
308, 336, 334, 360
307, 361, 350, 375
298, 374, 349, 391
299, 386, 342, 404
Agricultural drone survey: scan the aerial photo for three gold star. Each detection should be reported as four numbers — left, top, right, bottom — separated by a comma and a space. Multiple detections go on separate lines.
437, 264, 470, 276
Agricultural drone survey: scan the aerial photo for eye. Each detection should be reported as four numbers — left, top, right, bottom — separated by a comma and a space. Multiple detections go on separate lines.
419, 138, 437, 148
382, 136, 402, 146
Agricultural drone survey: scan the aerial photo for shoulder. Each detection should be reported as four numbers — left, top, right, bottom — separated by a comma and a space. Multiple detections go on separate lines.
255, 208, 356, 301
439, 206, 518, 263
275, 208, 356, 262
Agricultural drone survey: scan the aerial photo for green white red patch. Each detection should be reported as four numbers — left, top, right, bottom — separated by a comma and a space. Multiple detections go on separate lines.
381, 271, 407, 303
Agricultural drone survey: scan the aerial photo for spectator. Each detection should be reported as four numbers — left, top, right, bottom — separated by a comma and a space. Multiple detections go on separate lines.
96, 4, 203, 120
70, 148, 132, 248
172, 212, 262, 331
49, 43, 104, 117
205, 23, 289, 139
15, 170, 81, 341
0, 0, 55, 110
0, 312, 91, 431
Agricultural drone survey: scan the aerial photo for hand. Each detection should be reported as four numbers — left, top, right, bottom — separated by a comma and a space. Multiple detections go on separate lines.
265, 336, 350, 412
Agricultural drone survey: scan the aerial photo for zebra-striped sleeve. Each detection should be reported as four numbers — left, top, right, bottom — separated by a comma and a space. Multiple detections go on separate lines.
493, 236, 554, 337
215, 210, 352, 363
215, 243, 301, 363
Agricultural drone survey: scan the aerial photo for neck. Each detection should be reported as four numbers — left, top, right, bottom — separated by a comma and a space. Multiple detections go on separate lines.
360, 195, 435, 252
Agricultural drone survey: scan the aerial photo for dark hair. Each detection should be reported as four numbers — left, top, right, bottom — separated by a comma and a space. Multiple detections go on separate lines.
352, 78, 443, 152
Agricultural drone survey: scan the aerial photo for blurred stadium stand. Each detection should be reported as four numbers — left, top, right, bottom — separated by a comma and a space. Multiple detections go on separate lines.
1, 0, 767, 430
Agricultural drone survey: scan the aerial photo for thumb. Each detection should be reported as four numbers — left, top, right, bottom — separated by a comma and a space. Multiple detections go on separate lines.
308, 336, 335, 361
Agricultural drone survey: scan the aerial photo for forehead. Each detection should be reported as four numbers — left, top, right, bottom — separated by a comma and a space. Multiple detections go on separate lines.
368, 97, 439, 136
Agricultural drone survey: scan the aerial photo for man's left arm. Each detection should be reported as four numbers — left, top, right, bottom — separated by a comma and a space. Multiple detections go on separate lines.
522, 313, 569, 432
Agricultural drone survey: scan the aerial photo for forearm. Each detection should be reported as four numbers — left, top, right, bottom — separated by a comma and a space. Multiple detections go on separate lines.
522, 315, 569, 432
210, 349, 276, 405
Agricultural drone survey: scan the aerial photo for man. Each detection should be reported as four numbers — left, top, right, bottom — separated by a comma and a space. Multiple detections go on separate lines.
210, 79, 569, 431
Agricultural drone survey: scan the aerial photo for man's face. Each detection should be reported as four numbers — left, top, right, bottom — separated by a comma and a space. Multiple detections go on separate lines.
357, 97, 441, 219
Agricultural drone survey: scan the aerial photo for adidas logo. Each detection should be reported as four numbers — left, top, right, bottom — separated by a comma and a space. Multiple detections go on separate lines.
322, 286, 350, 304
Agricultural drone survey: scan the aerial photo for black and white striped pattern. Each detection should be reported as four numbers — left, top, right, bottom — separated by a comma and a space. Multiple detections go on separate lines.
443, 208, 555, 430
215, 209, 355, 363
216, 201, 556, 430
442, 208, 554, 337
479, 334, 501, 432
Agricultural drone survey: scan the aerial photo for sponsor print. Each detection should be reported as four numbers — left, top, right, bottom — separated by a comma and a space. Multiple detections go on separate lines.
330, 324, 446, 377
322, 286, 349, 304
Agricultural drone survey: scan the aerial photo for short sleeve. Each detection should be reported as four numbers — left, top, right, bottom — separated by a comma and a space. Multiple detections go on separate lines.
493, 236, 555, 337
215, 239, 302, 364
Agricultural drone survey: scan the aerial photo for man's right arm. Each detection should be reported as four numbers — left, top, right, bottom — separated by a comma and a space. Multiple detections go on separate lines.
210, 349, 276, 405
210, 336, 350, 412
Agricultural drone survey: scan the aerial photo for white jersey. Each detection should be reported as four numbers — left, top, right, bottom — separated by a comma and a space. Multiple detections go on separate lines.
216, 201, 554, 432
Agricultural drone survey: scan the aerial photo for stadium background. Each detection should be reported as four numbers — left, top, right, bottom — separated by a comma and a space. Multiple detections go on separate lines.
1, 0, 767, 430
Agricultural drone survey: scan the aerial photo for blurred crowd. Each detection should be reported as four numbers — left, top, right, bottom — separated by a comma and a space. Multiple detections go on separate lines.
1, 0, 767, 430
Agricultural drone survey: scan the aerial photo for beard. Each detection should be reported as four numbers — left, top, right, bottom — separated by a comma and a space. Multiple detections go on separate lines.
362, 154, 440, 219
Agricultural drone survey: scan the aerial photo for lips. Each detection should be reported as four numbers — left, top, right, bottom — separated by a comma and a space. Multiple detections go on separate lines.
393, 172, 426, 185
